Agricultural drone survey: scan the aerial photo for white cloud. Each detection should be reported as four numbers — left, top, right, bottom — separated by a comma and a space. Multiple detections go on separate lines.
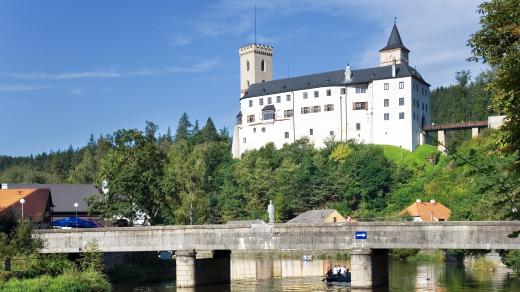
4, 60, 221, 80
167, 33, 192, 47
7, 68, 122, 80
0, 84, 53, 92
208, 0, 484, 87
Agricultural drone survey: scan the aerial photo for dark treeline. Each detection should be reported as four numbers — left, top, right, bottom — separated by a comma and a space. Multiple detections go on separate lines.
430, 70, 497, 150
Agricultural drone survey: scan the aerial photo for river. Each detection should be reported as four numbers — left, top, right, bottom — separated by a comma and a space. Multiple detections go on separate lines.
113, 256, 520, 291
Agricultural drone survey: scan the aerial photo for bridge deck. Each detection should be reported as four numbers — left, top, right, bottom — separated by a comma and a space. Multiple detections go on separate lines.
35, 221, 520, 253
423, 120, 488, 132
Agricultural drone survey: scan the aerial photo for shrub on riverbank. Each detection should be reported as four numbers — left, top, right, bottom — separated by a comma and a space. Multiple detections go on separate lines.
0, 269, 110, 292
405, 250, 445, 262
469, 257, 496, 271
390, 249, 420, 260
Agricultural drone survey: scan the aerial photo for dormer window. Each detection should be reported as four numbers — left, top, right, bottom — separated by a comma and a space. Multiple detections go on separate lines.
262, 105, 275, 120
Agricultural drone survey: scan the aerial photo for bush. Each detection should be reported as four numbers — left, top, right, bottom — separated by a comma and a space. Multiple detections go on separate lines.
26, 254, 75, 278
502, 250, 520, 276
390, 249, 419, 260
470, 257, 496, 271
0, 269, 110, 292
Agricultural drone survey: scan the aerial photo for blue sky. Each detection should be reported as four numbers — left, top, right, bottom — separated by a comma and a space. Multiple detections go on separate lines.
0, 0, 486, 156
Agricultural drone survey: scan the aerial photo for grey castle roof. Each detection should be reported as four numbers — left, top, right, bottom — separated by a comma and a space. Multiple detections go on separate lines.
242, 63, 429, 99
287, 209, 338, 224
380, 23, 409, 52
2, 183, 101, 213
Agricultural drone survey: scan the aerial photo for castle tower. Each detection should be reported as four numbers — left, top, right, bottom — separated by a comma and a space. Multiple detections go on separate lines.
379, 23, 409, 66
239, 44, 273, 96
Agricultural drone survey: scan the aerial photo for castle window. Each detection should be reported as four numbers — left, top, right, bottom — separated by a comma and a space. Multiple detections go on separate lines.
301, 107, 310, 114
243, 138, 246, 143
399, 97, 404, 106
262, 110, 275, 121
384, 83, 389, 90
253, 127, 257, 133
399, 81, 404, 89
247, 80, 250, 87
261, 60, 266, 72
353, 102, 367, 110
303, 92, 308, 99
309, 129, 314, 135
259, 98, 264, 106
286, 94, 291, 102
311, 106, 321, 113
399, 112, 405, 119
324, 104, 334, 111
326, 89, 332, 96
356, 123, 361, 131
276, 96, 281, 103
314, 91, 319, 98
384, 113, 389, 120
330, 131, 334, 136
268, 97, 272, 104
246, 61, 250, 71
356, 87, 367, 94
261, 127, 266, 132
285, 132, 289, 139
341, 88, 346, 94
384, 99, 389, 107
249, 100, 253, 107
247, 115, 255, 123
284, 109, 294, 118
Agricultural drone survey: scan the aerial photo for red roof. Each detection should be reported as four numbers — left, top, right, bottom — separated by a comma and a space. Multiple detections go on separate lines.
0, 188, 53, 222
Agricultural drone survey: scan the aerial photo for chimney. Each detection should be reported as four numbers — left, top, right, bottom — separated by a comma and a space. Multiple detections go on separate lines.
1, 183, 7, 190
416, 199, 421, 203
392, 58, 396, 78
344, 64, 352, 82
430, 199, 436, 205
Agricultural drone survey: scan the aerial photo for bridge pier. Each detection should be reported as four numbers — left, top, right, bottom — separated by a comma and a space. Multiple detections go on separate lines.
176, 250, 197, 288
472, 127, 479, 138
175, 249, 231, 288
437, 130, 446, 153
350, 249, 389, 289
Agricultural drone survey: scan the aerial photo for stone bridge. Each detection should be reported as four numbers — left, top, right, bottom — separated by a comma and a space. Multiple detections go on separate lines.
34, 221, 520, 289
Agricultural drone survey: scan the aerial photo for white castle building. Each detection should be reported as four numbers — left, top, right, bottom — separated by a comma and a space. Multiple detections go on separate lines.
232, 24, 431, 158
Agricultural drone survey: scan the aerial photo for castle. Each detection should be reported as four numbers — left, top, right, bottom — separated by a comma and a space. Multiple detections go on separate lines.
232, 23, 430, 158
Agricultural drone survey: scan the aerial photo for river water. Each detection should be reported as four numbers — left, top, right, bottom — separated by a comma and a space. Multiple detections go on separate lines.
113, 256, 520, 291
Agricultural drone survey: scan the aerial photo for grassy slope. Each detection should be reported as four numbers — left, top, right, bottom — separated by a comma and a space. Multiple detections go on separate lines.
381, 144, 438, 169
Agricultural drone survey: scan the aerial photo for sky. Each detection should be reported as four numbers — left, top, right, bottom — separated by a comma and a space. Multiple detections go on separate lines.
0, 0, 486, 156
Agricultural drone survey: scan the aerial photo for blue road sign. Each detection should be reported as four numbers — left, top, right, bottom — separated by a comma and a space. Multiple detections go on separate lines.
355, 231, 367, 240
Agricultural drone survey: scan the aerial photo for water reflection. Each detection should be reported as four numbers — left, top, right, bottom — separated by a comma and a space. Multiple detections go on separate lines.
114, 255, 520, 291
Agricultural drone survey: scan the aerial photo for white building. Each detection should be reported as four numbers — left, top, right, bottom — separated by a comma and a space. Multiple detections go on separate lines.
232, 24, 431, 158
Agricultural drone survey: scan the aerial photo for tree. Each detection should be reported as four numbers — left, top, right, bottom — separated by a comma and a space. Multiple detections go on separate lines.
175, 113, 192, 143
89, 123, 167, 225
201, 118, 219, 142
468, 0, 520, 157
0, 220, 43, 271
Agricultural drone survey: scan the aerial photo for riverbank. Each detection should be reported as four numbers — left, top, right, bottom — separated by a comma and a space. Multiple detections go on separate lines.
0, 269, 110, 292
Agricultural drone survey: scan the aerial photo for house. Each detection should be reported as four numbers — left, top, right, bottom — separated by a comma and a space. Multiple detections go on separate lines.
400, 199, 451, 222
1, 183, 101, 220
232, 23, 431, 158
287, 209, 346, 224
0, 188, 53, 228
